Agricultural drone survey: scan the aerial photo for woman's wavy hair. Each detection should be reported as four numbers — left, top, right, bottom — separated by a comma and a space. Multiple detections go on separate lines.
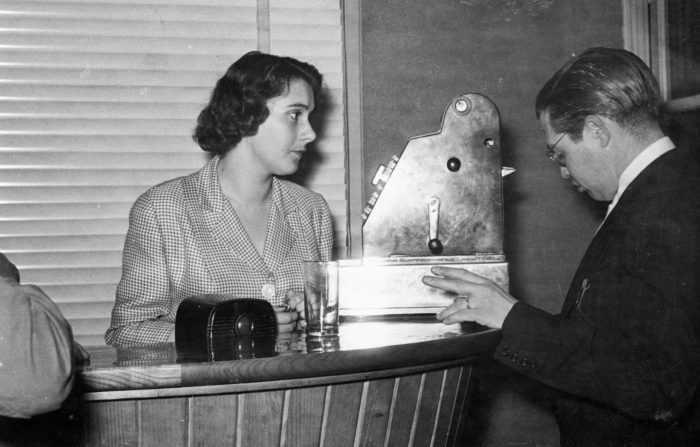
535, 47, 661, 141
193, 51, 323, 155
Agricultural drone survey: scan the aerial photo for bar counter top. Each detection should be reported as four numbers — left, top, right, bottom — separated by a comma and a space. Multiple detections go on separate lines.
79, 319, 500, 399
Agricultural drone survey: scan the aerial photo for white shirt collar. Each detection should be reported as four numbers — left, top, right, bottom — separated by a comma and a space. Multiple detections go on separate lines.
604, 136, 675, 219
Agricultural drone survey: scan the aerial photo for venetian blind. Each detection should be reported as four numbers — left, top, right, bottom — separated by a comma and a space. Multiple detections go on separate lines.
0, 0, 346, 346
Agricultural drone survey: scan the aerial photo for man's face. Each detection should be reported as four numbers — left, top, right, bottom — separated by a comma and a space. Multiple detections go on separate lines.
539, 112, 618, 202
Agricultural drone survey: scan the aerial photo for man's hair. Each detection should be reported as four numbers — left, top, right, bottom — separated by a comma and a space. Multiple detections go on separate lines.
535, 47, 661, 140
193, 51, 323, 156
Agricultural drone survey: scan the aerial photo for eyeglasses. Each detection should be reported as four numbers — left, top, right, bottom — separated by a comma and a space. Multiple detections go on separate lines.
545, 133, 566, 162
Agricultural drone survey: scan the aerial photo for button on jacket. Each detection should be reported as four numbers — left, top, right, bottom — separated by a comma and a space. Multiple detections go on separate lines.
106, 156, 334, 347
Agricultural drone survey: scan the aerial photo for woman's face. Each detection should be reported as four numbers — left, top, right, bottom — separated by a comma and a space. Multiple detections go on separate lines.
246, 79, 317, 177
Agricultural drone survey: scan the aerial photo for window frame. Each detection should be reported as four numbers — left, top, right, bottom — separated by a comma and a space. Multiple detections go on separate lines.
623, 0, 700, 112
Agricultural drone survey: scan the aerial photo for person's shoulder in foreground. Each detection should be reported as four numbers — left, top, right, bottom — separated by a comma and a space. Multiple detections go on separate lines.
0, 253, 75, 419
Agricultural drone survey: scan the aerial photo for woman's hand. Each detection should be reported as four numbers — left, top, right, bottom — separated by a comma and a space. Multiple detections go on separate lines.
273, 290, 306, 333
422, 266, 517, 329
285, 290, 307, 330
285, 290, 305, 312
273, 306, 298, 333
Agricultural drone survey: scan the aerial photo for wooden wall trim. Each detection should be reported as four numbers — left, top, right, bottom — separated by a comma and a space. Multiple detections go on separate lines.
342, 0, 364, 258
257, 0, 271, 53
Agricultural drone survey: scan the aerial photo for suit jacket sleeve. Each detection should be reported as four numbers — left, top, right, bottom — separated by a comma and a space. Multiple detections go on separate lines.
106, 192, 174, 346
496, 166, 700, 423
0, 277, 74, 418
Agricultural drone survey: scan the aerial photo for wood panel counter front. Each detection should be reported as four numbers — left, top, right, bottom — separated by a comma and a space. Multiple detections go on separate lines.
77, 319, 500, 446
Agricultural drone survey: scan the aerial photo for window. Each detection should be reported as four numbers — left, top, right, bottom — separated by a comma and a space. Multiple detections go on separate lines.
623, 0, 700, 167
0, 0, 346, 345
623, 0, 700, 111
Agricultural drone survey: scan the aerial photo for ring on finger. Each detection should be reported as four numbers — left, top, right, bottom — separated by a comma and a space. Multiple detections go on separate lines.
457, 295, 471, 309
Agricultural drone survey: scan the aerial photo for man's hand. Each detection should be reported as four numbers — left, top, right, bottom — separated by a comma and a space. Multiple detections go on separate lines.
422, 266, 517, 329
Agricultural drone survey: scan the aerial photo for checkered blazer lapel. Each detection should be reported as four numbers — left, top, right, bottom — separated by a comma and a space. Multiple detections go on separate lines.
186, 158, 301, 288
186, 157, 270, 286
263, 178, 298, 273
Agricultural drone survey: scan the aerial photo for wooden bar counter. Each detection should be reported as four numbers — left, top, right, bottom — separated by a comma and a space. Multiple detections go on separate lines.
76, 319, 500, 446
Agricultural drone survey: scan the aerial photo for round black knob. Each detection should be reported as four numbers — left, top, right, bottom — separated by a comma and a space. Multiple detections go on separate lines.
447, 157, 461, 172
236, 314, 255, 336
428, 238, 443, 255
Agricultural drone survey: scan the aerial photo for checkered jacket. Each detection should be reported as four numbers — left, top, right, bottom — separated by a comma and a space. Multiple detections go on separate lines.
105, 156, 334, 347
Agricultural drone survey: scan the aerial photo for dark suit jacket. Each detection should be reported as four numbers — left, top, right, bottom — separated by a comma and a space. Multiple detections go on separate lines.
497, 148, 700, 446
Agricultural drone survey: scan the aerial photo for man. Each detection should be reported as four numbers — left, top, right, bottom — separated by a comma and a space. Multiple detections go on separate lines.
0, 252, 76, 419
423, 48, 700, 446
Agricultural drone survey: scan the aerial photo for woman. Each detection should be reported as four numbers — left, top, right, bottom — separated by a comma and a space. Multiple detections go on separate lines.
105, 52, 334, 347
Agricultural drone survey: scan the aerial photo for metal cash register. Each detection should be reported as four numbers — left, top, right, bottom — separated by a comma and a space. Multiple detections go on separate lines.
339, 93, 512, 317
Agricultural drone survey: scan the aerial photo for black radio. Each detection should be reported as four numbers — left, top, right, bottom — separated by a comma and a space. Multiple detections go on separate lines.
175, 295, 277, 362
